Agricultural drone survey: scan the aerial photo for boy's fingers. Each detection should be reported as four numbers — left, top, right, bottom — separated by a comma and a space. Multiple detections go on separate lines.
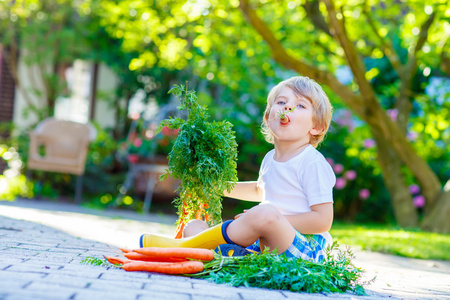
234, 210, 248, 219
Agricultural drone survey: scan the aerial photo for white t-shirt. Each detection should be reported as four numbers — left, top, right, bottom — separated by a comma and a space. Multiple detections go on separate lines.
257, 145, 336, 245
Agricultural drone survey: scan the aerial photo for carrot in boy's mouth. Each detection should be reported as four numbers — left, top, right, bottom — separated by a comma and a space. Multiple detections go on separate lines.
280, 115, 290, 124
278, 107, 295, 124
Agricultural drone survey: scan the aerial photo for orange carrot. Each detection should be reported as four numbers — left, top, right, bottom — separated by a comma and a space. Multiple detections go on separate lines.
122, 260, 204, 274
134, 247, 214, 261
175, 202, 210, 239
104, 256, 130, 265
280, 115, 290, 124
119, 248, 132, 253
124, 252, 187, 262
174, 201, 189, 239
174, 221, 185, 239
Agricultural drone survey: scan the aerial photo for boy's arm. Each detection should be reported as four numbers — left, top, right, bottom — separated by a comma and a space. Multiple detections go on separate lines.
283, 202, 333, 234
224, 181, 263, 202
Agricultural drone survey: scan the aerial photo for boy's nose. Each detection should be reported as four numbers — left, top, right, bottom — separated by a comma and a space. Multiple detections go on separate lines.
284, 106, 291, 111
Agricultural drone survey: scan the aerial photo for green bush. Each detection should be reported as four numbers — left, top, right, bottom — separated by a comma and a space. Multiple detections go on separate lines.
0, 143, 33, 201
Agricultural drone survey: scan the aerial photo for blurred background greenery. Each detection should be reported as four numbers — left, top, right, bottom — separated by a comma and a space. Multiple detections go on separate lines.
0, 0, 448, 258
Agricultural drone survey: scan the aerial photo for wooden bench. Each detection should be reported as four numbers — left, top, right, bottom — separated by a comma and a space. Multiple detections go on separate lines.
28, 118, 96, 203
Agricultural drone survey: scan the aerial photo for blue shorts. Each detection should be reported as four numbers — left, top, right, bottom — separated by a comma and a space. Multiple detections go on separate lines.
246, 231, 328, 263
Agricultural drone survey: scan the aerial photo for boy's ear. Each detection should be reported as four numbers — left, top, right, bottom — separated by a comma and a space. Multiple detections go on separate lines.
309, 127, 322, 136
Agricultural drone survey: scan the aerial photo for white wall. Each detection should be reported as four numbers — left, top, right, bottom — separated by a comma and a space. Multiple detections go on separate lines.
12, 52, 118, 131
93, 63, 118, 129
12, 49, 48, 130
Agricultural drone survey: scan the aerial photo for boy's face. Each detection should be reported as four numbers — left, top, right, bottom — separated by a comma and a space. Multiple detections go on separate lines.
267, 86, 321, 145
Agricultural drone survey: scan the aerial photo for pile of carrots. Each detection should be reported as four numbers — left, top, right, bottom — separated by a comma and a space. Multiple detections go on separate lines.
104, 247, 215, 275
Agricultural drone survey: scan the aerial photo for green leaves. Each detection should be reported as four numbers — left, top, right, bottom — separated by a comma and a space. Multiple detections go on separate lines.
194, 244, 367, 295
158, 84, 238, 225
81, 256, 113, 268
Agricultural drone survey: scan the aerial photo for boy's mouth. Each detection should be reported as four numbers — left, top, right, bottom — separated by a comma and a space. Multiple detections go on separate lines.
277, 107, 294, 126
280, 116, 290, 125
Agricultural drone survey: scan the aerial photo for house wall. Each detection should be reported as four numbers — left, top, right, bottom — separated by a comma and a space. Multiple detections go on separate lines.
0, 47, 16, 127
12, 50, 118, 131
93, 63, 118, 129
12, 52, 45, 130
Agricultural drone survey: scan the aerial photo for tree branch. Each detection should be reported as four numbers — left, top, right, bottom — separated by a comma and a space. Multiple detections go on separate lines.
303, 0, 331, 36
440, 38, 450, 75
402, 11, 436, 78
414, 11, 436, 56
320, 0, 377, 103
238, 0, 363, 113
396, 11, 437, 131
362, 6, 402, 75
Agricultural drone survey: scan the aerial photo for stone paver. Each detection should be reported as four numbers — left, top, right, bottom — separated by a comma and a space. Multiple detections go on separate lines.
0, 199, 449, 300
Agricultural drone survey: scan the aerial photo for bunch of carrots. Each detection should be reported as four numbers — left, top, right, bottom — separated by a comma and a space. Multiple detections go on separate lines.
104, 247, 215, 275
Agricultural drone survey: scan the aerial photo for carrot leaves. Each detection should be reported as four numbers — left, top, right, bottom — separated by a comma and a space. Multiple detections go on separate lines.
193, 243, 367, 295
157, 84, 238, 225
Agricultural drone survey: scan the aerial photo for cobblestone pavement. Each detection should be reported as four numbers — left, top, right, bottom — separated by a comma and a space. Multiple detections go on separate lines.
0, 199, 449, 300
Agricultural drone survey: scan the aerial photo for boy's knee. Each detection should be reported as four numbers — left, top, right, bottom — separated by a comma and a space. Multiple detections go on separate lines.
248, 204, 282, 228
183, 220, 209, 238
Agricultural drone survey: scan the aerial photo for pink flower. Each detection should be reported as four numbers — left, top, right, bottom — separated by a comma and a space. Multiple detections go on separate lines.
326, 157, 334, 166
345, 170, 357, 181
409, 184, 420, 195
333, 164, 344, 174
387, 109, 398, 121
335, 177, 347, 189
334, 110, 355, 132
127, 154, 139, 164
161, 126, 171, 136
364, 139, 376, 148
407, 131, 418, 141
133, 138, 143, 147
359, 189, 370, 200
130, 112, 140, 120
413, 195, 425, 208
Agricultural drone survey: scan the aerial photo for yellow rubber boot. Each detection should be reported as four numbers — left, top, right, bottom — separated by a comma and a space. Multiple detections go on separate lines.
140, 220, 233, 249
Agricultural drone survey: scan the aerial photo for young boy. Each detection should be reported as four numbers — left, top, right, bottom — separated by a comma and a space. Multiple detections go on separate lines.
141, 76, 335, 262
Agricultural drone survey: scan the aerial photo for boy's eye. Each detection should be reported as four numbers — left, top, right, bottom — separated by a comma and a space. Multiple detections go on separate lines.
297, 104, 305, 109
277, 101, 286, 105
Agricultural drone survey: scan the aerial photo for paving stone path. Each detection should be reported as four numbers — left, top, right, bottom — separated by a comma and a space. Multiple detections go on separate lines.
0, 199, 449, 300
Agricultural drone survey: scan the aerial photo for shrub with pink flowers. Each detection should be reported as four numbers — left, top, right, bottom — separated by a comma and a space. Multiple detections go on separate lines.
119, 116, 179, 164
321, 106, 392, 223
320, 96, 449, 224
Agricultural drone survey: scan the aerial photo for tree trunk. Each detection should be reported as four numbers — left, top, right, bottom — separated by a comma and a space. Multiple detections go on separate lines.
371, 127, 418, 227
365, 108, 442, 210
421, 189, 450, 233
238, 0, 447, 232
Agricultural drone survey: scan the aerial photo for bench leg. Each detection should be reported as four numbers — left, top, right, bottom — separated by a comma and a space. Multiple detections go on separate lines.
143, 174, 157, 213
75, 175, 83, 204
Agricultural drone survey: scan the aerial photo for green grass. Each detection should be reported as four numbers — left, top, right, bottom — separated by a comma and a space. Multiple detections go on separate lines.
330, 223, 450, 261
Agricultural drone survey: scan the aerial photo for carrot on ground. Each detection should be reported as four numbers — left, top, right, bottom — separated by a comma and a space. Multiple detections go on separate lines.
134, 247, 214, 261
122, 260, 204, 274
119, 248, 132, 253
104, 256, 130, 265
124, 252, 187, 262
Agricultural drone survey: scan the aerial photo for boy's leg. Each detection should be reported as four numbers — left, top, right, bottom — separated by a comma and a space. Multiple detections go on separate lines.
141, 204, 295, 252
227, 204, 296, 254
183, 220, 209, 238
140, 221, 233, 249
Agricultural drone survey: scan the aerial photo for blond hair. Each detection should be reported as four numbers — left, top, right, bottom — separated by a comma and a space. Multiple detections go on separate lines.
261, 76, 333, 148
